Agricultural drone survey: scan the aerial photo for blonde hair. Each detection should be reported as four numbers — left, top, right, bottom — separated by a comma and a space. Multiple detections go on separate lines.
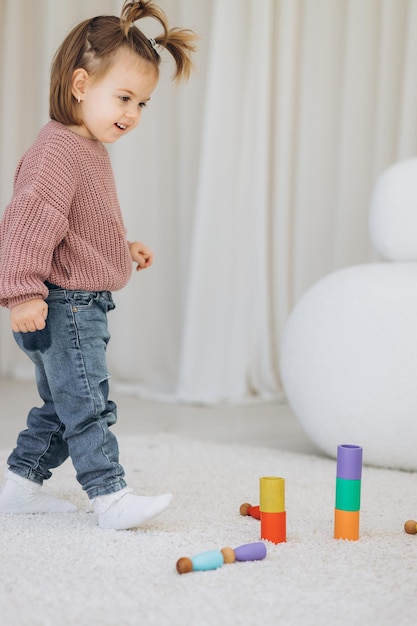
50, 0, 197, 125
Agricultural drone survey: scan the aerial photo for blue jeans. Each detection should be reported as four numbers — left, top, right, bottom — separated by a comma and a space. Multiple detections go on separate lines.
8, 285, 127, 499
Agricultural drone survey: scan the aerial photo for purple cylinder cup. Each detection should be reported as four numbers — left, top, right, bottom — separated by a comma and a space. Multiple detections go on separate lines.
234, 542, 267, 562
336, 444, 363, 480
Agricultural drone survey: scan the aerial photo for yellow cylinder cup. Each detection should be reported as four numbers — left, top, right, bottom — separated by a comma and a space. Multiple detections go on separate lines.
259, 476, 285, 513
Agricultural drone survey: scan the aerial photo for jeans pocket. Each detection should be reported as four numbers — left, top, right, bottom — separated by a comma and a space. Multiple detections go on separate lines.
70, 292, 115, 314
69, 293, 96, 312
14, 325, 52, 354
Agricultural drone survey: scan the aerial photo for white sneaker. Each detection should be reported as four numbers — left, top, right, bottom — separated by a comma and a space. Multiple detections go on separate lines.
0, 469, 77, 514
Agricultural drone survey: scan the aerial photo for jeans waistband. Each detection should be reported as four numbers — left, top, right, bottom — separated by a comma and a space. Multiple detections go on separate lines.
45, 281, 61, 290
44, 281, 114, 305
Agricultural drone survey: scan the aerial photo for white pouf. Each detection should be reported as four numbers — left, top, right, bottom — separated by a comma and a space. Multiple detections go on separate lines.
369, 158, 417, 261
280, 263, 417, 471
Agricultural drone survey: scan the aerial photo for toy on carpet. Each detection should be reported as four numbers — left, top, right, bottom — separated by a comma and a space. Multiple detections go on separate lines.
260, 476, 286, 544
240, 477, 286, 544
176, 542, 267, 574
334, 444, 362, 541
404, 520, 417, 535
239, 502, 260, 519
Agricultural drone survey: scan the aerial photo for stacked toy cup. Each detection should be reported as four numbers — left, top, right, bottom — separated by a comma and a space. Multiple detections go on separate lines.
334, 444, 363, 541
260, 476, 286, 543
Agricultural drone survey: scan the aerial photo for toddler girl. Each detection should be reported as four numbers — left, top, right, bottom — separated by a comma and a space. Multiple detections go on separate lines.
0, 0, 196, 530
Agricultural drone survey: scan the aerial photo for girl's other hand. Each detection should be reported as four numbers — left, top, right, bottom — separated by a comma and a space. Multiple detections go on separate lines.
129, 241, 154, 271
10, 299, 48, 333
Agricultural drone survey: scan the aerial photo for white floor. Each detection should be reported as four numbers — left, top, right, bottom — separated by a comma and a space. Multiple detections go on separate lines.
0, 377, 319, 456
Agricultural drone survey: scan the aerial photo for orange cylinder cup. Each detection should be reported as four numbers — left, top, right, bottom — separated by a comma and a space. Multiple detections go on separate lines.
261, 511, 286, 543
334, 509, 360, 541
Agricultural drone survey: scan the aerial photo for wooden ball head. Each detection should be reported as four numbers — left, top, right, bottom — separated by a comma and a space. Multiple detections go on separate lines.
176, 557, 193, 574
404, 520, 417, 535
240, 502, 252, 516
221, 547, 236, 563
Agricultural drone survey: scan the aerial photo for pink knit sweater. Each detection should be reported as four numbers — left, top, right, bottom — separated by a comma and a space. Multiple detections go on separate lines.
0, 121, 132, 309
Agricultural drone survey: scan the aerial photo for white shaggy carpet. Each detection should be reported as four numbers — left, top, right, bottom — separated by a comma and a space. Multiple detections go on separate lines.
0, 434, 416, 626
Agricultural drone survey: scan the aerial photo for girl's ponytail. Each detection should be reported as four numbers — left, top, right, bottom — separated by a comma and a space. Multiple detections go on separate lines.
120, 0, 197, 82
120, 1, 169, 41
155, 27, 196, 83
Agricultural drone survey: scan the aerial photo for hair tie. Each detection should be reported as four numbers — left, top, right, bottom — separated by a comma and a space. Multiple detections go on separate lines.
149, 38, 157, 49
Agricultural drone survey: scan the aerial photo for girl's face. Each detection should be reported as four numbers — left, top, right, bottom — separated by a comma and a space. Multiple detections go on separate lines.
70, 48, 158, 143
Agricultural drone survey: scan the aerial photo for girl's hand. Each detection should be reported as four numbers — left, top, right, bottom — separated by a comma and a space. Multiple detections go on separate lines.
10, 299, 48, 333
129, 241, 154, 271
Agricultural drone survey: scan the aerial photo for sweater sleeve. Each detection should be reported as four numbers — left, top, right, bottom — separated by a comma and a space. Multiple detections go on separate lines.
0, 132, 78, 308
0, 192, 69, 308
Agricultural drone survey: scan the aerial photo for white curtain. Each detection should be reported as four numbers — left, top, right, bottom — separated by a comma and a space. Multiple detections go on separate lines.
1, 0, 417, 404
